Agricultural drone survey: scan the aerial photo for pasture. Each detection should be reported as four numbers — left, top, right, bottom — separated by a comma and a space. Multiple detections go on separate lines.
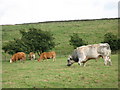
2, 18, 118, 88
2, 54, 118, 88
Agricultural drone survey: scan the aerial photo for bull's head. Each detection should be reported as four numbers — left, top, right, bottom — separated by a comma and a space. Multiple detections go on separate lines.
67, 55, 74, 66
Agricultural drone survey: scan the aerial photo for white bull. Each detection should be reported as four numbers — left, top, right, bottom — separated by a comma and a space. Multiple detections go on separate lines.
67, 43, 112, 66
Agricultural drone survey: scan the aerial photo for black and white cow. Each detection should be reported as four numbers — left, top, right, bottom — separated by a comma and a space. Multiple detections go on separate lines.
67, 43, 112, 66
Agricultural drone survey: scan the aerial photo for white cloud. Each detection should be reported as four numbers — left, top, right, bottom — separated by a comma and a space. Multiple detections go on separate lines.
0, 0, 119, 25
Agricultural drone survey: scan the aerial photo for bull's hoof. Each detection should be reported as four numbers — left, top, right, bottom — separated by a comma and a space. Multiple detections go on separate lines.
67, 64, 71, 66
78, 63, 81, 66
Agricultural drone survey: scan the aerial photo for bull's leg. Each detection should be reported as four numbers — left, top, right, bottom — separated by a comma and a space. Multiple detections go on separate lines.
41, 59, 44, 62
44, 56, 47, 61
78, 57, 86, 66
15, 57, 18, 63
33, 55, 35, 60
20, 59, 24, 63
78, 54, 86, 66
103, 56, 108, 65
20, 59, 23, 62
78, 58, 83, 66
53, 57, 56, 62
53, 58, 54, 62
83, 62, 86, 67
42, 58, 45, 61
52, 57, 54, 62
107, 56, 112, 66
21, 57, 25, 62
78, 61, 82, 66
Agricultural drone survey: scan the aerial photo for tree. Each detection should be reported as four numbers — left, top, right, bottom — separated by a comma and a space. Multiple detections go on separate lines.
2, 28, 55, 56
69, 33, 87, 49
20, 28, 55, 55
103, 32, 118, 51
2, 39, 27, 55
118, 38, 120, 50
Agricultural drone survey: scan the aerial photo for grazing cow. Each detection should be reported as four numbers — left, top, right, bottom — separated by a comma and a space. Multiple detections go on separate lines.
67, 43, 112, 66
38, 51, 56, 62
29, 52, 35, 60
10, 52, 26, 63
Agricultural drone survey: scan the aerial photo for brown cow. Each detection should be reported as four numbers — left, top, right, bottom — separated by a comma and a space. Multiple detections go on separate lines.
29, 52, 35, 60
10, 52, 26, 63
38, 51, 56, 62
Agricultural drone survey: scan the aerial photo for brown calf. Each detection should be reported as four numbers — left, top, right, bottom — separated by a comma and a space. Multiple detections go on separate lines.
29, 52, 35, 60
38, 51, 56, 62
10, 52, 26, 63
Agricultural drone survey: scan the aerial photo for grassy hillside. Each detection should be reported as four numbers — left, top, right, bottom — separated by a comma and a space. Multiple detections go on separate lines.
2, 19, 118, 88
2, 19, 118, 57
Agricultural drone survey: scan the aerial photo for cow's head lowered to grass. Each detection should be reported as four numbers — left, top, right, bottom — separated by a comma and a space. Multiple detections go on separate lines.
67, 55, 75, 66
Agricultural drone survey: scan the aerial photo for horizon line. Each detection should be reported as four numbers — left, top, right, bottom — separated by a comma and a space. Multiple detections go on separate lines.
1, 17, 119, 26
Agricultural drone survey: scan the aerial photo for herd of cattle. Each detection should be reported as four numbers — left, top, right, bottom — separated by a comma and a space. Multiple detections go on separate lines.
10, 51, 56, 63
9, 43, 112, 66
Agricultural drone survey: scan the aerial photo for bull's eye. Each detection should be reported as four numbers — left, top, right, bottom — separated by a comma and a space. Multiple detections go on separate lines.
67, 60, 70, 62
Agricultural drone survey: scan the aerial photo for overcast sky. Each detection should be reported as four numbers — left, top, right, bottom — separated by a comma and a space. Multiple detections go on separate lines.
0, 0, 119, 25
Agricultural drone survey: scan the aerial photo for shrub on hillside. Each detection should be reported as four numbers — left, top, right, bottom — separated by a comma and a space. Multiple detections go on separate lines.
2, 39, 27, 55
102, 32, 119, 51
69, 33, 87, 49
20, 28, 55, 55
2, 28, 55, 55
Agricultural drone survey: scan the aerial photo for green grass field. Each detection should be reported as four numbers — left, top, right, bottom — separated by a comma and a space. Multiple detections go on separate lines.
2, 55, 118, 88
2, 18, 118, 88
